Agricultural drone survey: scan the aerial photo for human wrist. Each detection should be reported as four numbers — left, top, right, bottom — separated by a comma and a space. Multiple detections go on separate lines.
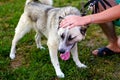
84, 15, 93, 24
89, 15, 93, 24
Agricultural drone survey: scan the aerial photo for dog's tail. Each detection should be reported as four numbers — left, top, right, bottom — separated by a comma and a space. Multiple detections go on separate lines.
26, 0, 53, 5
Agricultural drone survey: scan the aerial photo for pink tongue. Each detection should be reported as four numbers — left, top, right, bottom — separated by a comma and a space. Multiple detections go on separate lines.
60, 52, 70, 61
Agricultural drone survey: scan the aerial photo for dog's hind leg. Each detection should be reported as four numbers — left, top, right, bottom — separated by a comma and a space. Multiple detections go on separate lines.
71, 43, 87, 68
47, 37, 64, 78
10, 13, 32, 59
35, 32, 45, 49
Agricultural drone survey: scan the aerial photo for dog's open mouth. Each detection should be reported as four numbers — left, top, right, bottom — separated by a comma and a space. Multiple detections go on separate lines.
60, 52, 70, 61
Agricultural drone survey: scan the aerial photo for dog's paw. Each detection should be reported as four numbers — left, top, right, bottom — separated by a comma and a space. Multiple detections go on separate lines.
57, 72, 65, 78
37, 46, 45, 50
40, 46, 45, 50
10, 53, 15, 60
77, 63, 87, 68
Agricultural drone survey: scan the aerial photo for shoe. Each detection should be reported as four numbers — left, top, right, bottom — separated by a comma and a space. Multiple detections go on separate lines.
95, 47, 119, 57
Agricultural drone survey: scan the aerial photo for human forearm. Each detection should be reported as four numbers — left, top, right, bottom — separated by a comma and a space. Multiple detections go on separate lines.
85, 5, 120, 24
60, 5, 120, 28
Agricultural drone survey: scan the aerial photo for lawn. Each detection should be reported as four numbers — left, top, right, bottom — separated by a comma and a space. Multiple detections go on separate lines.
0, 0, 120, 80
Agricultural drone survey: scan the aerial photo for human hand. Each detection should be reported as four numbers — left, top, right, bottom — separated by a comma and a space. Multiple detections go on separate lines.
60, 15, 91, 29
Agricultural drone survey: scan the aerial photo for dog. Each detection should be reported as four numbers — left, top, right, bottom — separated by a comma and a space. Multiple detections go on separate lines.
10, 0, 87, 78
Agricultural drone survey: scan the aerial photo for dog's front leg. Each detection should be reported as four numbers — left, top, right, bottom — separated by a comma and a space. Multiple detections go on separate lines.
71, 43, 87, 68
47, 39, 64, 78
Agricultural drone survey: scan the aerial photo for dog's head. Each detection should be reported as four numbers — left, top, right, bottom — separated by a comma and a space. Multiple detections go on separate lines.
56, 6, 88, 60
58, 25, 87, 60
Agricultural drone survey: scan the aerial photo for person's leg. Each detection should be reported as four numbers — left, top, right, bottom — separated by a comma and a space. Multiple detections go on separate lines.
92, 0, 120, 56
92, 22, 120, 55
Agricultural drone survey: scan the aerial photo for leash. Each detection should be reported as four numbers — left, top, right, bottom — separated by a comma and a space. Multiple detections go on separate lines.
80, 0, 112, 16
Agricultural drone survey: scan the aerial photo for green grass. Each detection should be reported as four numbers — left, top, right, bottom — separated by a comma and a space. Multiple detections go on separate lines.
0, 0, 120, 80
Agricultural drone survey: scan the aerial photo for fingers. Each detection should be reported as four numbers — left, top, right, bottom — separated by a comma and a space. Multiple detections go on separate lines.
60, 15, 81, 28
60, 20, 69, 28
60, 19, 73, 28
60, 15, 74, 28
68, 24, 75, 29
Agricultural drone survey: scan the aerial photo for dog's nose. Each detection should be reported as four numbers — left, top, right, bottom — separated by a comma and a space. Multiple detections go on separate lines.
58, 49, 65, 53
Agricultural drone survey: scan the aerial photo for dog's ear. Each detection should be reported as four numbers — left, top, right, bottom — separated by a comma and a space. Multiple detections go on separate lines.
58, 16, 64, 30
59, 16, 64, 22
80, 26, 88, 35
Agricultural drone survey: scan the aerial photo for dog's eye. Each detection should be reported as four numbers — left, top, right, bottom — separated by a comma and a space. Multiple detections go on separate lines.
61, 33, 65, 39
68, 35, 75, 41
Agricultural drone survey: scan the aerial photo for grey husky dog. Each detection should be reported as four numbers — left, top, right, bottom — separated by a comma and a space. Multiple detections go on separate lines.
10, 0, 87, 78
